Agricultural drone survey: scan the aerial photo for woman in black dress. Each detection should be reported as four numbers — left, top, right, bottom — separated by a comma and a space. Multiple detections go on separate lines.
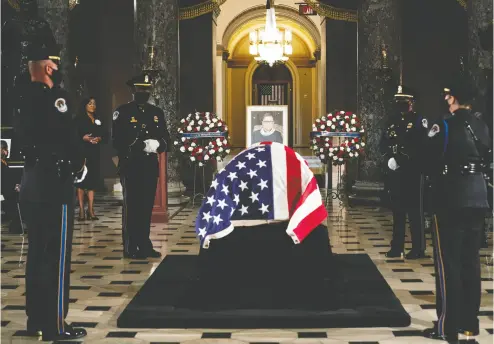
74, 97, 104, 220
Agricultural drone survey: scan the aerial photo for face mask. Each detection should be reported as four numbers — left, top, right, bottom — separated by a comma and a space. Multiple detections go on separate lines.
134, 92, 150, 104
50, 68, 63, 86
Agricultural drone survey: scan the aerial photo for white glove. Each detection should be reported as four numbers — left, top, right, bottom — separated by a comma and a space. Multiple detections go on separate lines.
388, 157, 399, 171
143, 139, 160, 153
74, 165, 88, 183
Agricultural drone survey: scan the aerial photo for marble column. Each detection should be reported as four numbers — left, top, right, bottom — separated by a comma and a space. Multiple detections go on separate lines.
467, 0, 493, 114
326, 19, 358, 113
357, 0, 400, 181
37, 0, 70, 90
179, 11, 217, 194
134, 0, 189, 206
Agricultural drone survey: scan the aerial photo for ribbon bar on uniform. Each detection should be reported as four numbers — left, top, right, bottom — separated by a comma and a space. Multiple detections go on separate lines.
181, 131, 228, 138
310, 131, 361, 138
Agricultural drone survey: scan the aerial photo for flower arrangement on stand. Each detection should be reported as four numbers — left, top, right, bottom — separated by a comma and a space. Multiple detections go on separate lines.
174, 112, 231, 167
310, 111, 366, 166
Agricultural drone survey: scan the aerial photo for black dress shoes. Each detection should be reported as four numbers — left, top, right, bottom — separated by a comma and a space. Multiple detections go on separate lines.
405, 250, 426, 259
25, 328, 42, 337
124, 249, 161, 259
423, 327, 458, 343
139, 249, 162, 258
385, 249, 403, 258
42, 324, 87, 341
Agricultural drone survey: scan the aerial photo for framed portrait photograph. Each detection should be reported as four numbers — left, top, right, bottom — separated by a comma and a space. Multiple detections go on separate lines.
246, 105, 288, 147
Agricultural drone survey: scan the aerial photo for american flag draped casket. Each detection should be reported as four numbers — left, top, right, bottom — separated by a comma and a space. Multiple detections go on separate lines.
195, 142, 328, 248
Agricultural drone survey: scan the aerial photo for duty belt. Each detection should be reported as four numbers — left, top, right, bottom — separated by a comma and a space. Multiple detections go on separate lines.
442, 162, 485, 175
388, 144, 409, 158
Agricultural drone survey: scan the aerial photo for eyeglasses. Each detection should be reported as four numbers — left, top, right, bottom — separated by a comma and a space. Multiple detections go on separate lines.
262, 120, 274, 123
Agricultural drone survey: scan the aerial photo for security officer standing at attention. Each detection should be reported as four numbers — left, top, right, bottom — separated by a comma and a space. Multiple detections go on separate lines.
112, 73, 170, 259
16, 43, 87, 341
380, 86, 427, 259
423, 82, 491, 342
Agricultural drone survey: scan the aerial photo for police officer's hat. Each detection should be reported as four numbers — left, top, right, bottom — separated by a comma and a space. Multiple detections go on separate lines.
126, 73, 153, 88
394, 85, 415, 102
26, 41, 61, 65
442, 79, 475, 104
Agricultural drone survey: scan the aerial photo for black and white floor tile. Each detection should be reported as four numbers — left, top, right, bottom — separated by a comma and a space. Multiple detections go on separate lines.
1, 190, 493, 343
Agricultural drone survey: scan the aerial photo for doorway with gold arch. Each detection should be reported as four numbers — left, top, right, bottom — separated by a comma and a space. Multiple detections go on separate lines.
221, 5, 322, 149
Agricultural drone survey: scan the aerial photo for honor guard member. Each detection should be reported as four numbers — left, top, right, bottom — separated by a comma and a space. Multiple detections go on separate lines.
422, 82, 491, 342
380, 86, 427, 259
16, 43, 87, 341
112, 73, 170, 259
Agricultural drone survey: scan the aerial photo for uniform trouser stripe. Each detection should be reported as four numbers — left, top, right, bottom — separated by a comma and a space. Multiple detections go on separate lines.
122, 177, 130, 253
57, 205, 67, 334
418, 174, 425, 251
433, 215, 447, 336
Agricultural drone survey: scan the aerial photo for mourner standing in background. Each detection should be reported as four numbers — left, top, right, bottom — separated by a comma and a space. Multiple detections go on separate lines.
112, 74, 170, 259
423, 82, 491, 342
1, 140, 22, 234
380, 86, 427, 259
74, 97, 105, 221
16, 42, 88, 341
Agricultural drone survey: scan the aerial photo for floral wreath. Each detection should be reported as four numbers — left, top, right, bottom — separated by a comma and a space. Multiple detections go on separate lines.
174, 112, 231, 167
310, 110, 366, 166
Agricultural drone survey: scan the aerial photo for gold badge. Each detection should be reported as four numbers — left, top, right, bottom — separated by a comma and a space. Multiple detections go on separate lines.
130, 117, 137, 123
407, 122, 413, 129
154, 116, 158, 123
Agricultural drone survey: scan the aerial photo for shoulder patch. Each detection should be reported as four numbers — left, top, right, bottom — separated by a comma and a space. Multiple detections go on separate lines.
113, 111, 119, 121
54, 98, 68, 113
428, 124, 440, 137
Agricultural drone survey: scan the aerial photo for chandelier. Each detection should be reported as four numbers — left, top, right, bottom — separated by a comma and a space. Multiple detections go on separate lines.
249, 1, 292, 67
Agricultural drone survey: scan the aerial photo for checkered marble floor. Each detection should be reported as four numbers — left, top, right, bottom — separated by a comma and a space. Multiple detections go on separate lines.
1, 192, 493, 344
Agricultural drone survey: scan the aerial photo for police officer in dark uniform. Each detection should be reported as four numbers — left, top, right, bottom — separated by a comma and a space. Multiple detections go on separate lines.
380, 86, 427, 259
16, 43, 87, 340
423, 83, 491, 342
112, 73, 170, 259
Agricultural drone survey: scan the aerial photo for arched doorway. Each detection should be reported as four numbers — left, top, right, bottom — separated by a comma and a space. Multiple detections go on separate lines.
252, 64, 294, 146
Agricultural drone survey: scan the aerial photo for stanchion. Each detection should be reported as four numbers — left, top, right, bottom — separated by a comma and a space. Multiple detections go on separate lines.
190, 163, 207, 207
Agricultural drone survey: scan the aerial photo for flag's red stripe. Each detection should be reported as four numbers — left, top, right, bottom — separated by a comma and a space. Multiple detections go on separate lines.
285, 146, 302, 216
292, 204, 327, 242
294, 176, 318, 211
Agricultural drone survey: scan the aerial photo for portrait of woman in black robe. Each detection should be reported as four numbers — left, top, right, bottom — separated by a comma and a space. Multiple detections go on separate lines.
74, 97, 105, 220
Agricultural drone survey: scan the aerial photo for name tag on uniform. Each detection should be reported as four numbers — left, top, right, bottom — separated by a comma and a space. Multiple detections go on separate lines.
154, 116, 159, 123
130, 117, 137, 123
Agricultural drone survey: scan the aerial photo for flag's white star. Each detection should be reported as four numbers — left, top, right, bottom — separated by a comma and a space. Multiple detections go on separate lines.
216, 199, 228, 210
258, 179, 268, 190
256, 160, 267, 168
230, 208, 235, 216
256, 147, 265, 152
236, 161, 246, 170
227, 172, 238, 181
247, 169, 258, 179
239, 205, 249, 215
211, 179, 219, 189
249, 191, 259, 203
202, 211, 212, 222
233, 194, 240, 205
246, 152, 256, 160
259, 203, 269, 214
206, 195, 215, 206
221, 184, 229, 195
213, 214, 223, 225
239, 180, 248, 191
198, 227, 207, 237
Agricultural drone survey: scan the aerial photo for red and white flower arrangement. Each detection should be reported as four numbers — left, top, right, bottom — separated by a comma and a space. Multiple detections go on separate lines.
310, 111, 366, 166
174, 112, 231, 166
